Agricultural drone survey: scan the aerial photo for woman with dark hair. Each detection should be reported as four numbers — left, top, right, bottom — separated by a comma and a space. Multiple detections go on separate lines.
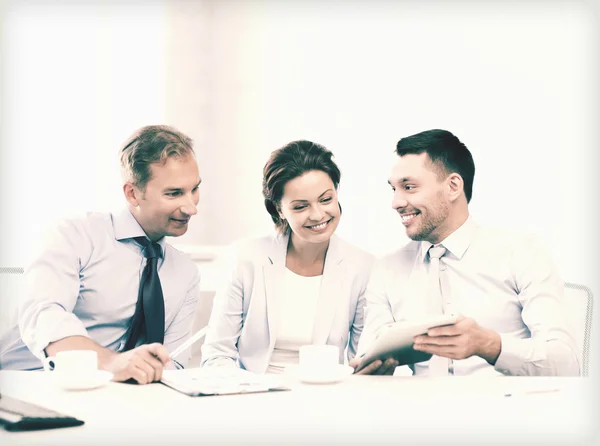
201, 140, 374, 374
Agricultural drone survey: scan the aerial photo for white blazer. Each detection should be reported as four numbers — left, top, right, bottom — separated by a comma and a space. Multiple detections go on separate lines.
201, 234, 374, 373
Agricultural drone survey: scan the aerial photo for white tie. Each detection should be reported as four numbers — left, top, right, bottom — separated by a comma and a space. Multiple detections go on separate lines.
428, 245, 447, 314
427, 245, 451, 376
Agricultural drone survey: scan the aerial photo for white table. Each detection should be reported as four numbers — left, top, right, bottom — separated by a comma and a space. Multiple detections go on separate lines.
0, 371, 595, 445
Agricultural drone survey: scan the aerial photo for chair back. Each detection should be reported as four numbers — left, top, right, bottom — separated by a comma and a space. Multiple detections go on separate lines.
563, 282, 594, 376
0, 267, 25, 334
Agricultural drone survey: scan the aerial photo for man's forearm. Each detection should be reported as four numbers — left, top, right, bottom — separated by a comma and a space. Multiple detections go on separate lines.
477, 328, 502, 365
45, 336, 117, 369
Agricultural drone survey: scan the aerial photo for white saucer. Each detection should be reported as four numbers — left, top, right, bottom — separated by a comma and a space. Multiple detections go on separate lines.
54, 370, 114, 391
290, 364, 354, 384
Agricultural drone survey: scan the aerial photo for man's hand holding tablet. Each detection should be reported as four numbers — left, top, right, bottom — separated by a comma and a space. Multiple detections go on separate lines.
351, 314, 460, 375
413, 315, 502, 365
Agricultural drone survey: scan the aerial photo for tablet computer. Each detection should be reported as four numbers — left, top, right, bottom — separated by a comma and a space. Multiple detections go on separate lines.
355, 314, 458, 373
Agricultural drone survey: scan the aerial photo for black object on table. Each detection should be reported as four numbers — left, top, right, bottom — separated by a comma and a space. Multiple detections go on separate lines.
0, 394, 84, 431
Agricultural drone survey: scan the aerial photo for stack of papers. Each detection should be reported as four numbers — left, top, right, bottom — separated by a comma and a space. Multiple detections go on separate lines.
161, 367, 290, 397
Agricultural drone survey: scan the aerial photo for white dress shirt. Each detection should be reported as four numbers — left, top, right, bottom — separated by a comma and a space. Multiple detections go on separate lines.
358, 217, 580, 376
267, 269, 322, 373
0, 209, 200, 370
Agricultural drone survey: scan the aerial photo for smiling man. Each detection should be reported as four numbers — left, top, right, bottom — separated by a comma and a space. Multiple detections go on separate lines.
0, 125, 201, 384
353, 129, 579, 376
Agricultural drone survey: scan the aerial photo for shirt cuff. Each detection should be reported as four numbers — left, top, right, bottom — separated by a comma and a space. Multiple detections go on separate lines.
393, 365, 414, 376
202, 356, 238, 368
493, 334, 525, 376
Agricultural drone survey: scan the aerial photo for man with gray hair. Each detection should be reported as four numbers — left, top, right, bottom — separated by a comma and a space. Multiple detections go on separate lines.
0, 125, 201, 384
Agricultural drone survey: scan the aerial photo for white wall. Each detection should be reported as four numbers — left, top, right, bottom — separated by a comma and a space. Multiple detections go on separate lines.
164, 0, 599, 296
0, 0, 167, 266
1, 1, 598, 295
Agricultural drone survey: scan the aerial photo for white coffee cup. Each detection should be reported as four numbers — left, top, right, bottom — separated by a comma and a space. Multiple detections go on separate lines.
43, 350, 98, 377
299, 344, 339, 371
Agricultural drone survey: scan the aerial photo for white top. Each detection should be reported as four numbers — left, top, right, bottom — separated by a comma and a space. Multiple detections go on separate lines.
359, 216, 580, 376
201, 234, 374, 373
267, 268, 322, 373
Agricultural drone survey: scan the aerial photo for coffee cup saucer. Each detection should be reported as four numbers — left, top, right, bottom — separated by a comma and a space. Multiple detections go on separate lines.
53, 370, 114, 391
287, 364, 354, 384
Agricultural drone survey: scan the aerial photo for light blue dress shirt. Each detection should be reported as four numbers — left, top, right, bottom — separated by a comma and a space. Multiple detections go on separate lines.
0, 209, 200, 370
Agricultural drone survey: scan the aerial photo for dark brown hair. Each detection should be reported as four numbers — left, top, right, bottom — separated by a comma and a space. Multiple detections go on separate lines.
262, 140, 341, 234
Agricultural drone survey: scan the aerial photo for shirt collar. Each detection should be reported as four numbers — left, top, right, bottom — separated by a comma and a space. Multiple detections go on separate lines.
419, 215, 477, 262
112, 208, 167, 253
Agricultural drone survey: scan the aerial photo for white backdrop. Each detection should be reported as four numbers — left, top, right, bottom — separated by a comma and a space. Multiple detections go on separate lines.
1, 0, 598, 297
164, 0, 599, 295
1, 0, 166, 266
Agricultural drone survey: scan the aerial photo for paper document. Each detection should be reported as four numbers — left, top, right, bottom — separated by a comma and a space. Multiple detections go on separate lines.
161, 367, 290, 397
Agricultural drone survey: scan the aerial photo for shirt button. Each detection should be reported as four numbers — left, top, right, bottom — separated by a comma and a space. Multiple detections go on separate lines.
440, 264, 447, 271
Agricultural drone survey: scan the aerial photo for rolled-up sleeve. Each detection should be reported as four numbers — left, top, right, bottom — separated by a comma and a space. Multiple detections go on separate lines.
19, 219, 92, 360
494, 235, 580, 376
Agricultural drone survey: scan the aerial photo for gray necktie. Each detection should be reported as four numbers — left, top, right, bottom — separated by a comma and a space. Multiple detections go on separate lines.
427, 245, 451, 376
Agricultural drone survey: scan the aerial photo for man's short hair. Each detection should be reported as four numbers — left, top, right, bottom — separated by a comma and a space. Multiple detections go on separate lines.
120, 125, 194, 190
396, 129, 475, 203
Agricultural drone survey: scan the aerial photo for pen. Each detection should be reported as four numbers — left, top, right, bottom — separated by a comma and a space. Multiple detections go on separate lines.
504, 389, 560, 397
170, 326, 208, 360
